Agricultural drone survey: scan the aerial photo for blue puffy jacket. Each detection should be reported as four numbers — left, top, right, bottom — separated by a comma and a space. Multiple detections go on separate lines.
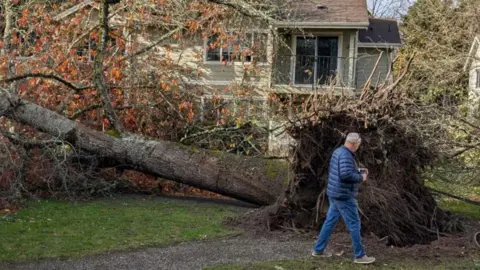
326, 146, 363, 200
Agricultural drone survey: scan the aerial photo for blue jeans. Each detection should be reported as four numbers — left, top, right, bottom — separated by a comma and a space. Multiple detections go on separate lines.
313, 197, 365, 259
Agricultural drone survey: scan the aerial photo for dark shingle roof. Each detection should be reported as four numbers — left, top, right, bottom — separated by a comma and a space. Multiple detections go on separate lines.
358, 18, 402, 45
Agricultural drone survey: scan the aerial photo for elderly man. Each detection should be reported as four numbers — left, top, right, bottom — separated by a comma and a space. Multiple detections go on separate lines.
311, 132, 375, 264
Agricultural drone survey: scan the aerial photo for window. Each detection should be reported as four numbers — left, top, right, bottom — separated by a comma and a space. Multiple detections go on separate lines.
14, 31, 39, 56
76, 33, 124, 62
476, 69, 480, 89
205, 32, 268, 64
294, 36, 339, 85
76, 38, 96, 62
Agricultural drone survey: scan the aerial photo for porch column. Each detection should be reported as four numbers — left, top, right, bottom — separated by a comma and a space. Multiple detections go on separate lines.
348, 32, 356, 89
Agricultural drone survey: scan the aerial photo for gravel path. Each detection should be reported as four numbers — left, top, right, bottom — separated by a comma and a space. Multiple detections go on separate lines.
1, 236, 313, 270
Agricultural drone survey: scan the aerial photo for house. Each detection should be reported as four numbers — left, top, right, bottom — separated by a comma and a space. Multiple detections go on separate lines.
268, 2, 402, 94
181, 1, 403, 156
464, 35, 480, 103
50, 0, 403, 156
181, 1, 402, 93
51, 0, 402, 96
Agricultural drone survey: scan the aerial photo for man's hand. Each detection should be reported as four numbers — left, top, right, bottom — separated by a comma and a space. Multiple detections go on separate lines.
359, 168, 368, 182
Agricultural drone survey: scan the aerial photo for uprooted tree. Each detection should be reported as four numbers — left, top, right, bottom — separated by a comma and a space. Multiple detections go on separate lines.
257, 79, 465, 247
0, 0, 477, 248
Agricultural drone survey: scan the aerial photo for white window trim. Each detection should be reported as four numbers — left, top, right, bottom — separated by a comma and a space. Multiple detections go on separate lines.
290, 33, 343, 87
203, 32, 269, 66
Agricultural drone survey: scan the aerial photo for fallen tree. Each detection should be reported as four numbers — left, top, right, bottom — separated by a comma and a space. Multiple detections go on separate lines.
0, 92, 288, 205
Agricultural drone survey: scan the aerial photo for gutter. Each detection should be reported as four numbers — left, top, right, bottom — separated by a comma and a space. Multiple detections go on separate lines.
273, 21, 369, 30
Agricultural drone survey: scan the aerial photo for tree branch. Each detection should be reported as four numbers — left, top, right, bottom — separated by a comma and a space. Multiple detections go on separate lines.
207, 0, 277, 23
67, 4, 128, 53
449, 142, 480, 158
69, 104, 104, 120
1, 73, 93, 92
94, 0, 124, 133
427, 187, 480, 207
0, 130, 67, 150
69, 100, 184, 120
117, 26, 183, 64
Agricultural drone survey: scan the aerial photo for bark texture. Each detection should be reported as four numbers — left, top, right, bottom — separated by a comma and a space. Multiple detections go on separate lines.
0, 93, 288, 205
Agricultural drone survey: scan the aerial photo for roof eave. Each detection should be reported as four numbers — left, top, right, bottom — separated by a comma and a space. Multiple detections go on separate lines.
273, 21, 369, 29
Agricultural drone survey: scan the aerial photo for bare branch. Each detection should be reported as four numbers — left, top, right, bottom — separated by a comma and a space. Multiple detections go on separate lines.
382, 52, 416, 93
1, 73, 93, 92
0, 130, 67, 150
207, 0, 277, 23
93, 0, 123, 132
67, 4, 128, 53
117, 26, 184, 64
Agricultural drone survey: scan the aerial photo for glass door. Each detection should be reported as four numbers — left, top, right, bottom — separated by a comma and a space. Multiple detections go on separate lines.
316, 37, 338, 85
294, 36, 338, 86
294, 37, 316, 85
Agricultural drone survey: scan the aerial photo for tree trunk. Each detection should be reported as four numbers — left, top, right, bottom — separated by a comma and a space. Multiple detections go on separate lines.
0, 94, 288, 205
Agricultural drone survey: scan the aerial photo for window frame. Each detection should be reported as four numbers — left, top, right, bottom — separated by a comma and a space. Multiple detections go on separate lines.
290, 33, 343, 87
203, 31, 269, 65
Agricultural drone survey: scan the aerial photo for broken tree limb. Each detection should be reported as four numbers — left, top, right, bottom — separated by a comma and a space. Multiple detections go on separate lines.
427, 187, 480, 207
1, 73, 94, 92
0, 92, 287, 205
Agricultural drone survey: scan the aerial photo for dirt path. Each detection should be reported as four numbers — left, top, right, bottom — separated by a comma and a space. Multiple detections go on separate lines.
4, 230, 478, 270
1, 235, 314, 270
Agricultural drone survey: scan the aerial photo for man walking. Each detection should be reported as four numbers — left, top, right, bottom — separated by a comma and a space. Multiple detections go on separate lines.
311, 132, 375, 264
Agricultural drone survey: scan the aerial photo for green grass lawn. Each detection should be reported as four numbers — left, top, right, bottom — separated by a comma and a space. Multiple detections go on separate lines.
438, 198, 480, 219
204, 258, 480, 270
0, 197, 241, 261
425, 180, 480, 219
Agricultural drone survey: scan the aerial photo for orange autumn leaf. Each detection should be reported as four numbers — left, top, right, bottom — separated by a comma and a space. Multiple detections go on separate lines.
161, 81, 168, 90
18, 17, 28, 27
111, 68, 122, 79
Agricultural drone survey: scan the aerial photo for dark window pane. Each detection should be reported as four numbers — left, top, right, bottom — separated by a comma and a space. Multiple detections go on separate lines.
317, 37, 338, 85
206, 35, 221, 61
295, 37, 315, 85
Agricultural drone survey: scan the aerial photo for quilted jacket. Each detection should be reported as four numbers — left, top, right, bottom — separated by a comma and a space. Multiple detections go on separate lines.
326, 146, 363, 200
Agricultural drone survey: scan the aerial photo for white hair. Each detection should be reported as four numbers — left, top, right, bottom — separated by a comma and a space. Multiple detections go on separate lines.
345, 132, 361, 143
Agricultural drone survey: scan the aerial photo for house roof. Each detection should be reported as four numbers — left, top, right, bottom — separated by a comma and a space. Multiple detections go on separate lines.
275, 0, 369, 29
464, 35, 480, 71
358, 18, 402, 48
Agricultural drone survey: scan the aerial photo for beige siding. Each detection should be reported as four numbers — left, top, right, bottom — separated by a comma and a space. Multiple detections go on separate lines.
138, 28, 270, 86
355, 48, 392, 89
